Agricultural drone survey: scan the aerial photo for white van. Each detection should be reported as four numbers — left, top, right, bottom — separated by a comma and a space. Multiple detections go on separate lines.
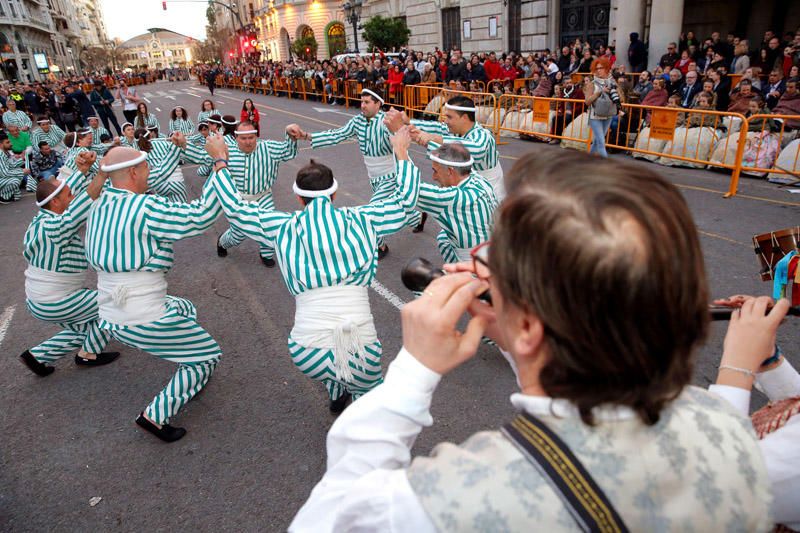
332, 52, 401, 64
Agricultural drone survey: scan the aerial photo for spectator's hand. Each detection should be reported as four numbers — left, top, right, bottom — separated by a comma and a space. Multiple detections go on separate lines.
719, 296, 789, 383
401, 271, 489, 374
75, 151, 96, 174
712, 294, 753, 308
443, 262, 502, 349
205, 133, 228, 160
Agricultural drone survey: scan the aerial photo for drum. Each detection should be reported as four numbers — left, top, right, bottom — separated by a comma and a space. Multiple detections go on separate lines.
753, 226, 800, 281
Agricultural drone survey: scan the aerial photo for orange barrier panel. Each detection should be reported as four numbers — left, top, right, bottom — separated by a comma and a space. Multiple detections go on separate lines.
496, 94, 589, 149
402, 83, 445, 119
439, 88, 499, 137
730, 114, 800, 188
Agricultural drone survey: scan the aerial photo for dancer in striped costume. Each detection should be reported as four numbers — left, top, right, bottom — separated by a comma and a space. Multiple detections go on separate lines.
302, 88, 426, 258
2, 99, 32, 130
19, 153, 119, 376
185, 122, 212, 178
0, 133, 27, 202
197, 99, 217, 125
168, 106, 194, 135
84, 147, 222, 442
386, 95, 505, 201
134, 128, 187, 202
134, 103, 160, 130
119, 122, 136, 148
204, 130, 419, 411
214, 121, 299, 267
398, 142, 497, 263
87, 116, 111, 144
62, 130, 114, 191
31, 118, 66, 152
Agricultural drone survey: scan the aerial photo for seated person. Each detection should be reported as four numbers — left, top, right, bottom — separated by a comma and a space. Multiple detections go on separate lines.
7, 124, 31, 154
29, 141, 64, 181
772, 79, 800, 130
728, 79, 760, 113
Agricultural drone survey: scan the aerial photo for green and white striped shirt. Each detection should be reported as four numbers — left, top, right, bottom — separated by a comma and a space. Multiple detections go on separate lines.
85, 185, 221, 273
310, 111, 392, 158
23, 175, 92, 273
145, 140, 181, 193
225, 133, 297, 195
207, 164, 419, 295
3, 110, 32, 129
90, 126, 110, 145
120, 136, 137, 148
169, 118, 195, 135
0, 150, 26, 180
411, 121, 499, 171
134, 113, 160, 130
31, 124, 66, 150
399, 160, 496, 250
197, 110, 216, 124
63, 147, 102, 188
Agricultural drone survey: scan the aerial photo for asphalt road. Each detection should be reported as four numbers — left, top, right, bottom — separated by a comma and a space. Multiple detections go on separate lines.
1, 80, 798, 531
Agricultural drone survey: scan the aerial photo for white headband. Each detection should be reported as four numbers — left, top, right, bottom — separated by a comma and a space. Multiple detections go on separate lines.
444, 103, 476, 112
121, 122, 133, 129
221, 117, 239, 125
36, 118, 50, 124
235, 129, 258, 135
361, 88, 384, 105
69, 133, 78, 148
146, 125, 158, 130
207, 117, 222, 124
292, 179, 339, 198
100, 151, 147, 172
36, 178, 66, 207
429, 153, 474, 167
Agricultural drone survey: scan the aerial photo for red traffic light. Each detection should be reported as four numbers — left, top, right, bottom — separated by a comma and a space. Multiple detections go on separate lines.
305, 47, 310, 53
228, 51, 234, 58
162, 1, 166, 9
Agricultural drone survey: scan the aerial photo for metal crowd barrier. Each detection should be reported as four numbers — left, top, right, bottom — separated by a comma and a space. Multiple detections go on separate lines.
496, 94, 589, 149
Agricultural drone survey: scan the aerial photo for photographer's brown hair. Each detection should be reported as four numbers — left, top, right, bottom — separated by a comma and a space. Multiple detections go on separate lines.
492, 151, 708, 425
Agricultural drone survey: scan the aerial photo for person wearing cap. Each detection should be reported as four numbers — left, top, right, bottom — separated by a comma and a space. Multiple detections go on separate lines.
204, 128, 419, 413
84, 146, 223, 442
3, 98, 32, 131
168, 106, 194, 136
31, 117, 66, 153
395, 140, 497, 263
209, 120, 299, 268
385, 95, 505, 201
86, 116, 110, 145
19, 153, 120, 377
0, 132, 28, 203
133, 102, 159, 131
300, 88, 424, 258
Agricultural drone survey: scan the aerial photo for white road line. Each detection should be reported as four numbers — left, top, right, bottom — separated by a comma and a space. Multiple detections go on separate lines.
186, 93, 202, 98
157, 91, 169, 97
217, 101, 225, 106
0, 305, 16, 348
155, 107, 161, 112
143, 97, 151, 103
370, 280, 405, 310
143, 92, 154, 98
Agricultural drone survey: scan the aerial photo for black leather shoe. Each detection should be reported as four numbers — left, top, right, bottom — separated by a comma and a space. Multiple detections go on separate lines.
377, 245, 389, 261
412, 213, 428, 233
19, 350, 54, 377
261, 257, 276, 268
329, 392, 352, 415
75, 351, 120, 366
135, 413, 187, 442
216, 235, 228, 257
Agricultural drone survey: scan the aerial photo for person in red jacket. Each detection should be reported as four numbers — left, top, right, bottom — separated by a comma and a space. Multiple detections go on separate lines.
483, 52, 503, 81
240, 98, 261, 136
387, 63, 404, 103
500, 58, 518, 81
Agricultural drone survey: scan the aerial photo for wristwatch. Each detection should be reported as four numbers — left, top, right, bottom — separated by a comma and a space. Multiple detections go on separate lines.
213, 158, 228, 169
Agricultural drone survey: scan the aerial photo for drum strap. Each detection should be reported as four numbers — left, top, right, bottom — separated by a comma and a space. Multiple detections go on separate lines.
501, 412, 629, 533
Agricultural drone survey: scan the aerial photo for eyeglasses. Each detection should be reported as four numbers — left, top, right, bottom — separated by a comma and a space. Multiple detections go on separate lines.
471, 241, 491, 281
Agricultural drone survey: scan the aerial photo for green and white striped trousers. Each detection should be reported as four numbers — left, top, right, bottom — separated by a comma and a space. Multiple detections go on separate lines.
287, 336, 384, 400
369, 175, 422, 247
104, 295, 221, 425
219, 192, 275, 260
150, 170, 188, 203
436, 231, 462, 264
0, 175, 22, 201
26, 289, 112, 362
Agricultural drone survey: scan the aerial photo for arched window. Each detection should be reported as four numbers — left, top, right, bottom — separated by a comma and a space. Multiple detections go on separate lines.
15, 31, 26, 53
327, 22, 346, 58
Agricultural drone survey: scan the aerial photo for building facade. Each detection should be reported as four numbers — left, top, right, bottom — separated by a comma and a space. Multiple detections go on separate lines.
117, 29, 195, 70
237, 0, 798, 69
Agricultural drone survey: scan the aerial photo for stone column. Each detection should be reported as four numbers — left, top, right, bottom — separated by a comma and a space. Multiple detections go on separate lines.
648, 0, 684, 70
611, 0, 645, 70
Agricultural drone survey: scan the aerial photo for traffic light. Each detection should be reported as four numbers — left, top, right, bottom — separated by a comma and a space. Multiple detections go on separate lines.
228, 51, 234, 58
162, 1, 166, 9
305, 47, 310, 54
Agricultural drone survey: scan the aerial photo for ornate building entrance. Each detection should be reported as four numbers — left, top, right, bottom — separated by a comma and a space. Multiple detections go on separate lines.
559, 0, 610, 48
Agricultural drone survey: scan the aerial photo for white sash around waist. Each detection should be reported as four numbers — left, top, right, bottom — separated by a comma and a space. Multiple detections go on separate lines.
97, 271, 167, 326
241, 189, 269, 202
363, 154, 396, 180
477, 163, 505, 202
25, 265, 86, 303
292, 285, 377, 383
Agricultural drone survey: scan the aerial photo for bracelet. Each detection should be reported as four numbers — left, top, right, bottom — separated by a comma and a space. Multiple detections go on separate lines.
718, 364, 756, 379
212, 158, 228, 166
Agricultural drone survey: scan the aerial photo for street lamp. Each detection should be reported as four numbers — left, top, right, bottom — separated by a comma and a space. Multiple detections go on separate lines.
342, 0, 363, 53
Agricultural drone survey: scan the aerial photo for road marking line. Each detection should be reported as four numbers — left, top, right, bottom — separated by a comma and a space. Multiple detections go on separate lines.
697, 230, 749, 247
143, 97, 151, 103
370, 280, 405, 310
0, 305, 16, 348
155, 107, 161, 112
185, 92, 202, 98
144, 92, 154, 98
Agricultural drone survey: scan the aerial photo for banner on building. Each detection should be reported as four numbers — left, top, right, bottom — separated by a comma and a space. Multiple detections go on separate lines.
650, 109, 679, 141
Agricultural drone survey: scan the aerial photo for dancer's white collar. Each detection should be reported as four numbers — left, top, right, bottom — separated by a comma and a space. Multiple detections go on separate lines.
444, 103, 476, 112
100, 151, 147, 172
36, 178, 66, 207
361, 88, 384, 105
429, 154, 474, 167
234, 129, 258, 135
292, 179, 339, 198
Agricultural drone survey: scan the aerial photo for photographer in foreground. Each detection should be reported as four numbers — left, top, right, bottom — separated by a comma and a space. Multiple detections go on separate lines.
290, 151, 772, 532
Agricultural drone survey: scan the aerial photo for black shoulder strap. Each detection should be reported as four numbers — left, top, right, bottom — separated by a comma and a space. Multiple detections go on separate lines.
501, 412, 629, 533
